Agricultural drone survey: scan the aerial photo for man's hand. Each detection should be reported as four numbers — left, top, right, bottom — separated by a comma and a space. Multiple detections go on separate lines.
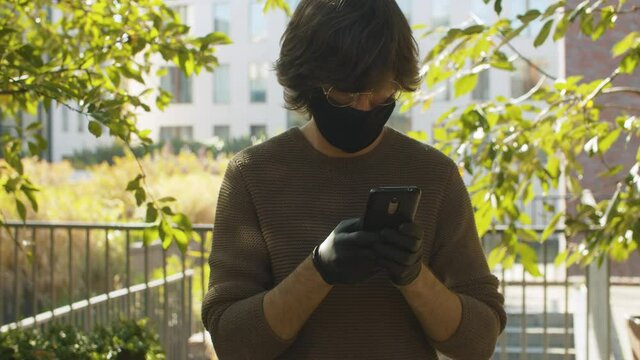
312, 218, 381, 285
373, 222, 424, 286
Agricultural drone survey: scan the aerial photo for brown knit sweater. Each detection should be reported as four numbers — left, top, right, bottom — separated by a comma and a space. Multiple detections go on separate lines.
202, 126, 506, 360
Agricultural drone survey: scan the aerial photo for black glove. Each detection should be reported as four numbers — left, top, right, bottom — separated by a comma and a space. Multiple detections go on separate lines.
373, 222, 424, 286
312, 218, 381, 285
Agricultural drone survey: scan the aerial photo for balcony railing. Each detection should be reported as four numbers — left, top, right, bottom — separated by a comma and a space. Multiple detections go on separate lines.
1, 216, 638, 359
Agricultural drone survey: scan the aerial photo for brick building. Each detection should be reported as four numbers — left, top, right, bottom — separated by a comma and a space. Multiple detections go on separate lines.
565, 0, 640, 277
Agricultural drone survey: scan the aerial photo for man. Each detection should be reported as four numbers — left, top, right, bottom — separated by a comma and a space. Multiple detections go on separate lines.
202, 1, 506, 358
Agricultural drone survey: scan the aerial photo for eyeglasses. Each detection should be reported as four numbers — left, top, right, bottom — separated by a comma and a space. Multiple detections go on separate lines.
322, 80, 401, 108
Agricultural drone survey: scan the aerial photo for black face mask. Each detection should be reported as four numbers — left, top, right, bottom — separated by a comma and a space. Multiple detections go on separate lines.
308, 89, 396, 153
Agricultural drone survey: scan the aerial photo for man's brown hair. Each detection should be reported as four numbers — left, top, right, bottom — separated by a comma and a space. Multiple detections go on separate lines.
275, 0, 421, 116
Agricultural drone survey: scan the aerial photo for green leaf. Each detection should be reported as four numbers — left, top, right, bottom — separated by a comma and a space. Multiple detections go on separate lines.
534, 20, 554, 47
436, 107, 458, 124
494, 0, 503, 15
599, 164, 624, 178
518, 9, 541, 24
619, 52, 639, 74
463, 25, 486, 35
126, 175, 143, 191
554, 249, 569, 268
16, 200, 27, 221
159, 219, 174, 250
88, 120, 103, 138
28, 142, 39, 157
598, 128, 621, 153
145, 204, 158, 223
566, 250, 582, 267
487, 246, 507, 270
569, 0, 589, 21
172, 212, 193, 232
541, 211, 563, 241
135, 188, 146, 206
516, 243, 542, 277
26, 122, 42, 132
454, 74, 479, 97
22, 188, 38, 212
543, 1, 566, 18
158, 197, 177, 203
517, 228, 539, 242
143, 226, 159, 246
120, 64, 145, 84
547, 155, 560, 179
16, 44, 44, 67
161, 206, 175, 216
489, 51, 515, 71
553, 15, 570, 41
173, 229, 189, 253
612, 31, 639, 57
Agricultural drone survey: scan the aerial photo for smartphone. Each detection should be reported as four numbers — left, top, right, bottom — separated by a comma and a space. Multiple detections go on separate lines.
362, 186, 422, 231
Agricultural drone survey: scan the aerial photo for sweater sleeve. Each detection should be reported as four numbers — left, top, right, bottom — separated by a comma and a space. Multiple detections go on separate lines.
428, 165, 507, 360
201, 158, 295, 360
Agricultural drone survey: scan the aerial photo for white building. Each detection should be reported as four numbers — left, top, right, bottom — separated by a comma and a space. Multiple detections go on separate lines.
47, 0, 560, 159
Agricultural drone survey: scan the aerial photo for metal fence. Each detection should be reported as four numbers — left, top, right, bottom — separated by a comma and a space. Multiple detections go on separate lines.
0, 221, 207, 360
1, 212, 638, 359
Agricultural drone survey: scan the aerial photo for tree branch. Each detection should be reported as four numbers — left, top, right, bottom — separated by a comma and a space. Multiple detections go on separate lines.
0, 89, 28, 95
565, 5, 640, 15
598, 103, 640, 113
470, 14, 558, 81
499, 34, 558, 81
602, 87, 640, 97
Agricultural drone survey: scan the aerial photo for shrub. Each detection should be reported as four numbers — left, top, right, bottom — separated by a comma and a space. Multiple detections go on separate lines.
0, 319, 164, 360
64, 135, 266, 169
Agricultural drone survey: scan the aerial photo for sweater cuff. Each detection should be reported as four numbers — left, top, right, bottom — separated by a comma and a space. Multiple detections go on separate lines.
430, 294, 500, 359
214, 291, 297, 359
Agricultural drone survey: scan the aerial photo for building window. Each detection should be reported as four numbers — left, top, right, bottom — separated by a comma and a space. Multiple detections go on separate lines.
472, 69, 491, 101
213, 125, 231, 142
213, 64, 230, 104
510, 0, 530, 36
159, 126, 193, 142
388, 107, 412, 134
396, 0, 412, 23
61, 106, 69, 132
510, 0, 552, 36
250, 1, 267, 42
213, 2, 230, 35
250, 124, 267, 139
287, 110, 308, 128
77, 113, 83, 133
160, 67, 192, 103
432, 0, 449, 27
434, 80, 451, 102
249, 1, 267, 42
172, 5, 190, 26
249, 63, 268, 103
511, 59, 545, 98
471, 0, 494, 24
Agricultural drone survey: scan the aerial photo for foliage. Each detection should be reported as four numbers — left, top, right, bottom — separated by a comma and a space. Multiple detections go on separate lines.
0, 319, 164, 359
64, 135, 264, 169
92, 318, 165, 360
0, 0, 229, 250
406, 0, 640, 272
0, 151, 225, 317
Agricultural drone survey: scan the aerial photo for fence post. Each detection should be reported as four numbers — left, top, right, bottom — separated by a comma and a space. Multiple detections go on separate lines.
587, 258, 610, 359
